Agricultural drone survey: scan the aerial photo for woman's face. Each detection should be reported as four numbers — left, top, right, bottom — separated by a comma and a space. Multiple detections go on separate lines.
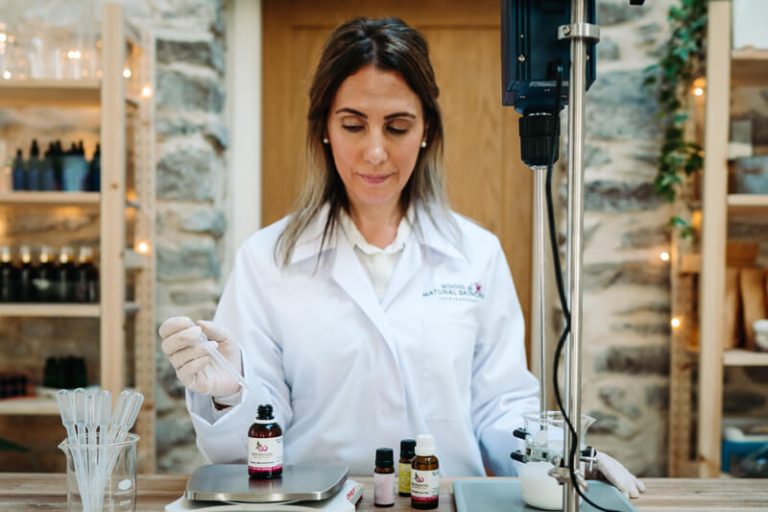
326, 65, 425, 219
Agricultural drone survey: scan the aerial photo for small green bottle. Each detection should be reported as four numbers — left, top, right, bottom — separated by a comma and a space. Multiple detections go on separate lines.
398, 439, 416, 496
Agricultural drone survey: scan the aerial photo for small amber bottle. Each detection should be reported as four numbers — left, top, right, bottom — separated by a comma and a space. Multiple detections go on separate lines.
398, 438, 416, 496
373, 448, 395, 507
248, 404, 283, 479
410, 435, 439, 509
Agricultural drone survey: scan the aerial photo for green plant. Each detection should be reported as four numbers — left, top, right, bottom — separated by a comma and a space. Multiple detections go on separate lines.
644, 0, 707, 236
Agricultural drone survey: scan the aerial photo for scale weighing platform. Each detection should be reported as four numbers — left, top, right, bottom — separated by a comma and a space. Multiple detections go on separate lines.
166, 464, 359, 511
454, 479, 636, 512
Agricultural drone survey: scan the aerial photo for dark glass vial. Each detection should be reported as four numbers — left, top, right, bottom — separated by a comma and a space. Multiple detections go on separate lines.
248, 404, 283, 479
33, 245, 57, 303
18, 245, 35, 302
56, 246, 76, 302
374, 447, 395, 507
398, 439, 416, 496
74, 246, 99, 303
0, 246, 19, 302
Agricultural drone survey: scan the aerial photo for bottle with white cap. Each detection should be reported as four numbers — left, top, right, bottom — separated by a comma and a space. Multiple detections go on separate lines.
410, 434, 439, 509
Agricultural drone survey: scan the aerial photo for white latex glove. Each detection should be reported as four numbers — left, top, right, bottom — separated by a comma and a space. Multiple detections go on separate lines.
159, 316, 242, 398
593, 451, 646, 499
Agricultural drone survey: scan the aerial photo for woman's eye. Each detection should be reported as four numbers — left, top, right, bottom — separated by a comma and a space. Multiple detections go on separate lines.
386, 125, 409, 135
341, 125, 364, 132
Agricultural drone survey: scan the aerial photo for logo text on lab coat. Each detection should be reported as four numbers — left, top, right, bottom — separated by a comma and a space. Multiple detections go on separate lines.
422, 282, 484, 303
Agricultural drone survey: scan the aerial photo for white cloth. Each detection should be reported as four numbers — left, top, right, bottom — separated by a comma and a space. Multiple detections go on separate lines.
186, 202, 540, 476
338, 210, 411, 301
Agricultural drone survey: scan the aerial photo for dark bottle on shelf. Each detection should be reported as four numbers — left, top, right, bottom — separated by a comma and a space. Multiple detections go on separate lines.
0, 245, 20, 302
52, 141, 64, 190
11, 148, 26, 191
86, 143, 101, 192
39, 143, 57, 191
27, 140, 41, 191
74, 246, 99, 303
18, 245, 35, 302
56, 246, 76, 302
33, 245, 57, 303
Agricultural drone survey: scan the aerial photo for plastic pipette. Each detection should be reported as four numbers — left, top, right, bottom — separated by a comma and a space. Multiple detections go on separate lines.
201, 339, 258, 397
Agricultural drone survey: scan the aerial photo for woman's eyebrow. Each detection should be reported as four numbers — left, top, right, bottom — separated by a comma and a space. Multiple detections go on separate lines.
384, 112, 416, 120
335, 107, 367, 117
333, 108, 416, 121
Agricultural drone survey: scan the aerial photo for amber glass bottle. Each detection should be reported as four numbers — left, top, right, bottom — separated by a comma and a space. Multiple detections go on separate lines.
33, 245, 57, 303
410, 435, 439, 509
398, 438, 416, 496
248, 404, 283, 479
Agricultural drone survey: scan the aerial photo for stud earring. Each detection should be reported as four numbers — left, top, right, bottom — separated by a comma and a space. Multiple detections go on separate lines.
322, 137, 329, 144
420, 141, 427, 148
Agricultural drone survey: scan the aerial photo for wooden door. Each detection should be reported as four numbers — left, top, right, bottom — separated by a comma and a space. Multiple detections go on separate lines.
262, 0, 532, 356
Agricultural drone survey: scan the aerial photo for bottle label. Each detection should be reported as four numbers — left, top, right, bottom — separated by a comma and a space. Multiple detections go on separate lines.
373, 472, 395, 505
247, 436, 283, 472
410, 468, 439, 503
398, 462, 411, 494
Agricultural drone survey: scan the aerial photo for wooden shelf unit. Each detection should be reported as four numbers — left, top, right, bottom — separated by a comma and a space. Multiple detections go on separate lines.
731, 48, 768, 87
0, 192, 100, 206
727, 193, 768, 216
668, 2, 768, 478
0, 80, 101, 107
723, 349, 768, 367
0, 3, 156, 471
0, 397, 59, 416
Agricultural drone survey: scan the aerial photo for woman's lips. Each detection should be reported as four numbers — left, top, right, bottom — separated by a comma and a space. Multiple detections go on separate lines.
359, 174, 392, 185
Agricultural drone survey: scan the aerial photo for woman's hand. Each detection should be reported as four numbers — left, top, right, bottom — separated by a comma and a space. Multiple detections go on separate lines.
159, 316, 243, 398
591, 451, 646, 498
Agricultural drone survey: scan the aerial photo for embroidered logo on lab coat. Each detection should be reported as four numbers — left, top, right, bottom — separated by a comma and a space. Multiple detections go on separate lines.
423, 282, 484, 303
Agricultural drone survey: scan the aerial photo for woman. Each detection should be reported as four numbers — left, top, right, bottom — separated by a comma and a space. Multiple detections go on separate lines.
159, 17, 644, 496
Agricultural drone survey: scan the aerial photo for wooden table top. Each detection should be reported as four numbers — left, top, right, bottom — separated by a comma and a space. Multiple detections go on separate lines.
0, 473, 766, 511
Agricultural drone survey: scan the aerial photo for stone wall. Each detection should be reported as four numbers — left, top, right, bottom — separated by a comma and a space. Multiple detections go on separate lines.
578, 0, 675, 476
120, 0, 228, 473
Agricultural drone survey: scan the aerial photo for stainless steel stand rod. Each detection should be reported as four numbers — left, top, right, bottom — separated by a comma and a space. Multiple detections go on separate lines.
563, 0, 590, 510
531, 166, 548, 413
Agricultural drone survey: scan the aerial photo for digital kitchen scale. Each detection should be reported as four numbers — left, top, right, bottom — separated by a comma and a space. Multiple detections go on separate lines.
185, 464, 349, 503
454, 479, 636, 512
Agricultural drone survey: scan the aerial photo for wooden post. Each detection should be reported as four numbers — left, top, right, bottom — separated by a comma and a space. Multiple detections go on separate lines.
697, 0, 731, 478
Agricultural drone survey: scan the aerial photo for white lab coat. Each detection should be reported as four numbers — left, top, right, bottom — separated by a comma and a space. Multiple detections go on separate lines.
187, 202, 540, 476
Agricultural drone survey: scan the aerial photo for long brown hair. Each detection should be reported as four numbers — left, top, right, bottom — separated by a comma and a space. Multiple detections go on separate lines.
276, 17, 456, 265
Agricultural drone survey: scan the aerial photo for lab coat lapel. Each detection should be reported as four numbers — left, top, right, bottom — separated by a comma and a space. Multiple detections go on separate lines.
381, 235, 421, 310
330, 235, 402, 370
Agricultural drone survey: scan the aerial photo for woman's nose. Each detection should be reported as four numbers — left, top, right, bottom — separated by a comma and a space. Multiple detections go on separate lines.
363, 134, 387, 165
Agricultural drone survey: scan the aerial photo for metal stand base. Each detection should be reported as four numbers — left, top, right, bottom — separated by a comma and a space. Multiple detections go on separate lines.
454, 480, 636, 512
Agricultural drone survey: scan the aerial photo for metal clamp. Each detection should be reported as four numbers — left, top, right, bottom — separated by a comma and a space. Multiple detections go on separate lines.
548, 465, 588, 493
557, 23, 600, 42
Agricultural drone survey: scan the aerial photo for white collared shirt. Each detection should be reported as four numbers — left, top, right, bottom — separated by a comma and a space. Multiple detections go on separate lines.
339, 210, 411, 301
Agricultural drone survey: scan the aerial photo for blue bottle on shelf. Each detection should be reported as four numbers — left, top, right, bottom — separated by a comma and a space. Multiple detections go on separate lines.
11, 149, 26, 191
62, 142, 87, 192
39, 143, 57, 191
27, 140, 41, 191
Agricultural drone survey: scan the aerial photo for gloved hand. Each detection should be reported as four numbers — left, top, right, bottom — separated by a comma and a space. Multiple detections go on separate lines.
592, 451, 646, 499
159, 316, 242, 398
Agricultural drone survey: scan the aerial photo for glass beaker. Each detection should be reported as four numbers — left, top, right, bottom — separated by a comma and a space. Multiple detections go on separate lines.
58, 433, 139, 512
517, 411, 595, 510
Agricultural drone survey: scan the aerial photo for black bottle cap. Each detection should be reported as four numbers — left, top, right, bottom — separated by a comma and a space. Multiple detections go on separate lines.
257, 404, 274, 420
376, 448, 394, 467
400, 439, 416, 459
30, 139, 40, 157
